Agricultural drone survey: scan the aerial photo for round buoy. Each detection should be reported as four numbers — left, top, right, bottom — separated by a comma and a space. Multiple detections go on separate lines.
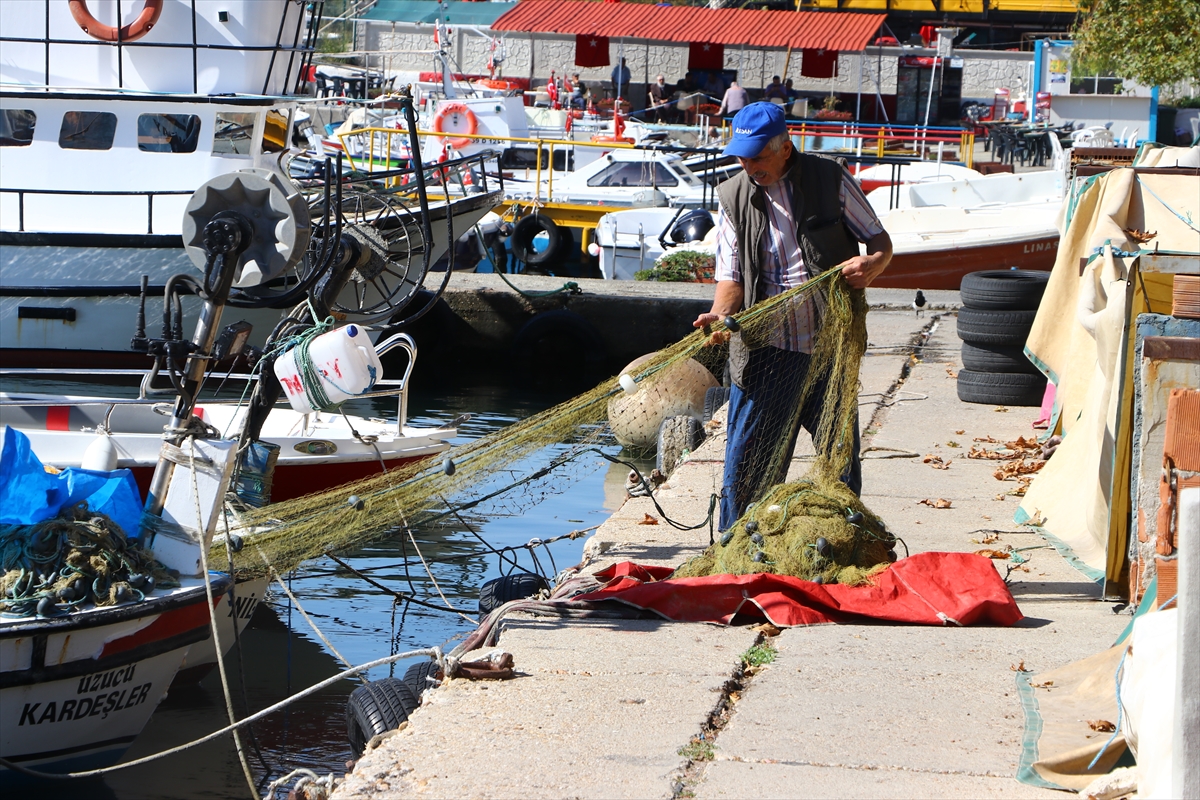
607, 355, 717, 449
348, 494, 365, 511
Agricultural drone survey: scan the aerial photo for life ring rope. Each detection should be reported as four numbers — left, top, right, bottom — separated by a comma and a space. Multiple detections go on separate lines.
68, 0, 164, 43
433, 103, 478, 150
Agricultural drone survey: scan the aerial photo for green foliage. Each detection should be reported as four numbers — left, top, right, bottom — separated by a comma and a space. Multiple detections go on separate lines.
634, 250, 715, 282
677, 738, 715, 761
741, 643, 777, 667
1071, 0, 1200, 87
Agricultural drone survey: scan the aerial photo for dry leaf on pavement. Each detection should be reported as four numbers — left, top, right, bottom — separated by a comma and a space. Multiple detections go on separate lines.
638, 513, 659, 525
1088, 720, 1117, 733
917, 498, 953, 508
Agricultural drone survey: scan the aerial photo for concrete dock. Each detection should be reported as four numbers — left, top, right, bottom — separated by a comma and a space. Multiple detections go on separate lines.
336, 296, 1124, 799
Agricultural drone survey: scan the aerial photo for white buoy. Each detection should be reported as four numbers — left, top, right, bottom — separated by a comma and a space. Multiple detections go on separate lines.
81, 435, 119, 472
618, 373, 638, 393
608, 355, 719, 449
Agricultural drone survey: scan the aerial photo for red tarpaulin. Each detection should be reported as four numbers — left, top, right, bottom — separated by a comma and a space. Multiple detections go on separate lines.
575, 34, 610, 67
801, 48, 839, 79
688, 41, 724, 72
576, 552, 1023, 627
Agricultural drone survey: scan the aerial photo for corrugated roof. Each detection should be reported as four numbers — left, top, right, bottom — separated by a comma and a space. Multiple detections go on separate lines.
491, 1, 885, 50
362, 1, 515, 26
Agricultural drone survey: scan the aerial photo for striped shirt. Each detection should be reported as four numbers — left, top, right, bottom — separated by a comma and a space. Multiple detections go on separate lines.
715, 166, 885, 352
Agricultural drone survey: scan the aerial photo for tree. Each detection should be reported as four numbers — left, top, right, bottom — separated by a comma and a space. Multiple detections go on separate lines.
1071, 0, 1200, 88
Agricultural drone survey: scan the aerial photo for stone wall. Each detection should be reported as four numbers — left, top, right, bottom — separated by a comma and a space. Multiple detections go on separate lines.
362, 23, 1032, 106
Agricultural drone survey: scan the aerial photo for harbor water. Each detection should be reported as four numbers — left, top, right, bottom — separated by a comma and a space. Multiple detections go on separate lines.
18, 379, 647, 799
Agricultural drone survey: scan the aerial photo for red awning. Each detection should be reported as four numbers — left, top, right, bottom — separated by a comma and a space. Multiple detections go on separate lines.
491, 0, 885, 52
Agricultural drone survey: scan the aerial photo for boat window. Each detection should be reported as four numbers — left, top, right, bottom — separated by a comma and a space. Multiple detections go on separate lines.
58, 111, 117, 150
586, 161, 679, 188
213, 112, 257, 155
262, 109, 288, 154
0, 109, 36, 147
137, 114, 202, 153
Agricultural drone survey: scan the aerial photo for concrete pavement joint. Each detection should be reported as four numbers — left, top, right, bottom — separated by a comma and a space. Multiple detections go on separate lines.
862, 312, 950, 441
669, 633, 769, 799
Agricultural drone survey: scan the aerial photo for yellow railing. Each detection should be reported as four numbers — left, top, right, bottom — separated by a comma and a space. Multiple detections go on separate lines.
336, 127, 640, 199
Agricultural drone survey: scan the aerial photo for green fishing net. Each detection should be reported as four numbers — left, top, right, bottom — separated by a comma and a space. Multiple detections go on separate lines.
223, 269, 893, 586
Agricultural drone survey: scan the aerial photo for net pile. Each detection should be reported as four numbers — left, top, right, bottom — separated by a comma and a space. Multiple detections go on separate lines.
224, 269, 894, 586
0, 503, 181, 617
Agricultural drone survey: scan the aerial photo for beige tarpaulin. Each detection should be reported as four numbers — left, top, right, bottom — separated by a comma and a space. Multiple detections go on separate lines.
1017, 167, 1200, 584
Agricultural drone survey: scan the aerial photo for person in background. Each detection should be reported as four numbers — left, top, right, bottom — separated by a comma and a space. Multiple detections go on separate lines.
611, 58, 631, 99
703, 70, 726, 98
764, 75, 787, 101
717, 79, 748, 117
648, 74, 671, 122
569, 73, 587, 109
783, 77, 798, 101
692, 102, 893, 531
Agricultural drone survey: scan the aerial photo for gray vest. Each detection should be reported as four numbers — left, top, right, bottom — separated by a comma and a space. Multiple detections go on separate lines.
716, 152, 861, 385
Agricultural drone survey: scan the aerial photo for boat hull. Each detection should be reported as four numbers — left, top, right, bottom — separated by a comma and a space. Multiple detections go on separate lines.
173, 577, 270, 687
0, 578, 228, 779
872, 232, 1059, 290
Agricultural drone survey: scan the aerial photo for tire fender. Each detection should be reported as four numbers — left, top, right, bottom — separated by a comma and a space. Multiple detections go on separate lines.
510, 214, 565, 267
346, 677, 419, 756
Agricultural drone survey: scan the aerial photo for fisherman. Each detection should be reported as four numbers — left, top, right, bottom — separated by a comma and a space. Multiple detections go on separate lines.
648, 74, 671, 122
692, 102, 893, 532
717, 79, 748, 117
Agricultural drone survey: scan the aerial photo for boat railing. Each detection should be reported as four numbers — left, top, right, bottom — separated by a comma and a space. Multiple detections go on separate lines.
781, 121, 976, 168
1, 329, 420, 435
0, 187, 192, 236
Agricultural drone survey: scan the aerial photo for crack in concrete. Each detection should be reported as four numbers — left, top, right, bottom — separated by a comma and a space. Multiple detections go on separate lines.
862, 312, 951, 442
669, 633, 769, 799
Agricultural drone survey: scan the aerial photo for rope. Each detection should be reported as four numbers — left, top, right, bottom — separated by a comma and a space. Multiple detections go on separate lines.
258, 546, 353, 669
188, 438, 258, 798
266, 304, 339, 412
0, 646, 441, 780
494, 268, 582, 298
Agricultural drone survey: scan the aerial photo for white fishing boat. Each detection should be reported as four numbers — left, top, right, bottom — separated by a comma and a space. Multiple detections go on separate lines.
0, 0, 501, 370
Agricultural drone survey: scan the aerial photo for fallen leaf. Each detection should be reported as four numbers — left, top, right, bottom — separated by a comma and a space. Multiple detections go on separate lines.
918, 498, 953, 508
1124, 228, 1157, 244
923, 454, 951, 469
638, 513, 659, 525
1011, 660, 1030, 672
995, 406, 1009, 413
947, 440, 961, 448
976, 548, 1012, 559
1088, 719, 1117, 733
751, 622, 782, 637
955, 430, 965, 435
980, 532, 1001, 544
1032, 680, 1055, 689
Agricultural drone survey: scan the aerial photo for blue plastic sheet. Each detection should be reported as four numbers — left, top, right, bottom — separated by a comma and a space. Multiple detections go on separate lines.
0, 426, 144, 537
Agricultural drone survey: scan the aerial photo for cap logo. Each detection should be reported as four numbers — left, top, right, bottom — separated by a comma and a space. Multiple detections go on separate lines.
735, 127, 753, 135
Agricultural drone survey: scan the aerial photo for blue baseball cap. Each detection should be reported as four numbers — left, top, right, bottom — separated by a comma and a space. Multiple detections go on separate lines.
724, 102, 787, 158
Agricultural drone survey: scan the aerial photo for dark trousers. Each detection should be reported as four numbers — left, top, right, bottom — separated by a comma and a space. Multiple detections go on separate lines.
719, 346, 862, 531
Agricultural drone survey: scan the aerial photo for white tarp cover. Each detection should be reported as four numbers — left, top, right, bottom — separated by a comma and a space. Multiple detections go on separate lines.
1016, 167, 1200, 580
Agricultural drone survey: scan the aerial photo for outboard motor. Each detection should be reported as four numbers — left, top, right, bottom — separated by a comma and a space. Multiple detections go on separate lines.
669, 209, 715, 244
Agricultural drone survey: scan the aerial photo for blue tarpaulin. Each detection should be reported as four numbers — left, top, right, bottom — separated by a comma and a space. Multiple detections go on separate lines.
0, 427, 144, 537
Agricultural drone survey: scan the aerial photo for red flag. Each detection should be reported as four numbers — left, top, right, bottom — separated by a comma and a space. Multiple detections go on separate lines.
575, 34, 610, 68
801, 49, 839, 78
688, 41, 724, 72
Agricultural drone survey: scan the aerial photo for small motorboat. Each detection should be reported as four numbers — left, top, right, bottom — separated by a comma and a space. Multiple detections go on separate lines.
0, 390, 454, 504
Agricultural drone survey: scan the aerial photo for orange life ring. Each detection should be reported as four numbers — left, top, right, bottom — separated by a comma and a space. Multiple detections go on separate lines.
433, 102, 478, 149
68, 0, 163, 43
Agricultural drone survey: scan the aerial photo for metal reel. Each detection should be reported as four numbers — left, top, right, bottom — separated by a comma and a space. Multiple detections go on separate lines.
310, 189, 430, 323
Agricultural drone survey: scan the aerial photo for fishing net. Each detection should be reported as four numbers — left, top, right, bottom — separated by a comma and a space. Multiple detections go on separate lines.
222, 268, 895, 586
0, 503, 181, 617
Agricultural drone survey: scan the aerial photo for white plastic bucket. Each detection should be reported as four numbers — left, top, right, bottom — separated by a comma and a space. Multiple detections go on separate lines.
274, 324, 383, 413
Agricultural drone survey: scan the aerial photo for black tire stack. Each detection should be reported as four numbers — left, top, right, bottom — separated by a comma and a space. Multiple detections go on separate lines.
956, 270, 1050, 406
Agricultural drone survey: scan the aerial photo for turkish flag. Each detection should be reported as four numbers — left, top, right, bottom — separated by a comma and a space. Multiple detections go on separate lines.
801, 49, 839, 78
575, 34, 610, 67
688, 41, 724, 71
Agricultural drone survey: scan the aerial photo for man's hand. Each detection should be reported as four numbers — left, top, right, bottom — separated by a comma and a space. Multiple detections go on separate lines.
837, 231, 893, 289
692, 312, 722, 329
